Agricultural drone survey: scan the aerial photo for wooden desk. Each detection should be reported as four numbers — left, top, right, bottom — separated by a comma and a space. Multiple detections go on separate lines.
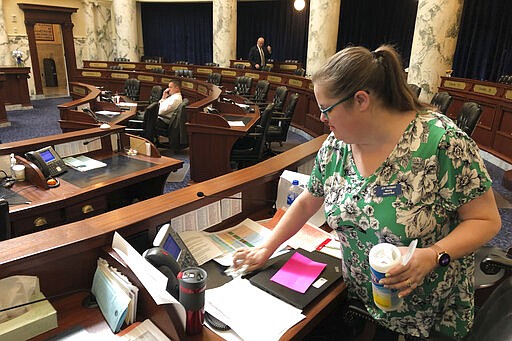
0, 67, 31, 107
0, 135, 339, 340
229, 59, 303, 74
58, 82, 138, 132
0, 126, 183, 237
187, 98, 260, 182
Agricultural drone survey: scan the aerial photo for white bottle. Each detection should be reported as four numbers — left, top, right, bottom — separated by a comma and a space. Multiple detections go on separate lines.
9, 153, 16, 177
286, 180, 301, 206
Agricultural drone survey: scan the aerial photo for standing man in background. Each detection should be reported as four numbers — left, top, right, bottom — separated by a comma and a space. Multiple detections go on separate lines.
248, 37, 272, 70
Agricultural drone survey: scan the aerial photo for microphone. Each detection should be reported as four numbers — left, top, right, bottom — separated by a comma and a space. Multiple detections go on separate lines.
196, 192, 275, 203
83, 131, 117, 145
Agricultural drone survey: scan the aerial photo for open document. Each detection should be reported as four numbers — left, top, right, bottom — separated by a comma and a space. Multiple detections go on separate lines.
63, 155, 107, 172
178, 218, 273, 266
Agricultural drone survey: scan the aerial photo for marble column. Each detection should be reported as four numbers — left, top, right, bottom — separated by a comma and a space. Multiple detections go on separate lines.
0, 0, 11, 66
212, 0, 237, 67
407, 0, 464, 102
306, 0, 341, 76
112, 0, 139, 62
81, 0, 98, 61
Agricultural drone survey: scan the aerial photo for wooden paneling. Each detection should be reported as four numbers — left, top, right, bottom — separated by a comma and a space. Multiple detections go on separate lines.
0, 67, 31, 107
439, 76, 512, 162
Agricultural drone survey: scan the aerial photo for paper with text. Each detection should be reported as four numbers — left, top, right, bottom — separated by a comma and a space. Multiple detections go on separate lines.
205, 278, 305, 341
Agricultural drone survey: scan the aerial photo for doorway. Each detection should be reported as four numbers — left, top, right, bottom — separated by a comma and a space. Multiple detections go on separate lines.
18, 4, 78, 98
35, 23, 68, 97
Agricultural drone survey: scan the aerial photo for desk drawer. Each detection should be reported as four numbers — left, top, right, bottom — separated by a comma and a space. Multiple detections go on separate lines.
65, 196, 108, 221
12, 210, 64, 237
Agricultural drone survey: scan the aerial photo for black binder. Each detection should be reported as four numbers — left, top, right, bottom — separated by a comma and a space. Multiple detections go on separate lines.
245, 248, 342, 309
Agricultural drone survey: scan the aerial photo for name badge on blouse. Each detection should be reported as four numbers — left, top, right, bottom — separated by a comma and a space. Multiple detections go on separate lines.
375, 184, 402, 197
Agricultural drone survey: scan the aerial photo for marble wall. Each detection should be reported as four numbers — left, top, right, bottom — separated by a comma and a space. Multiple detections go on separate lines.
81, 0, 115, 63
407, 0, 464, 102
213, 0, 237, 67
306, 0, 341, 76
0, 0, 11, 66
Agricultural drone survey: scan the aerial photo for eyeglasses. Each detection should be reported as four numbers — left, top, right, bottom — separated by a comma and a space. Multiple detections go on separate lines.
318, 92, 355, 120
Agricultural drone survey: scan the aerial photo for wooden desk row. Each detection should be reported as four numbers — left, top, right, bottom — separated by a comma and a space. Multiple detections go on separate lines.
78, 60, 327, 138
0, 135, 345, 341
439, 76, 512, 162
0, 126, 182, 237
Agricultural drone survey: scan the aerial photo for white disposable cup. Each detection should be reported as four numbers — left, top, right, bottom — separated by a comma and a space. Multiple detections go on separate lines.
12, 164, 26, 181
369, 243, 403, 311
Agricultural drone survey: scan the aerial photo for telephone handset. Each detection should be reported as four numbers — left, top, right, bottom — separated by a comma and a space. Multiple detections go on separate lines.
144, 246, 181, 299
25, 146, 67, 179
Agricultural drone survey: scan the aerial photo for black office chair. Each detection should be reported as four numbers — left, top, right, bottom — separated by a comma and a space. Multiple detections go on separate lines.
408, 83, 421, 98
149, 67, 165, 74
125, 102, 160, 143
234, 63, 246, 69
205, 62, 219, 67
246, 80, 270, 103
261, 65, 272, 72
206, 72, 222, 86
233, 76, 253, 97
430, 92, 453, 116
467, 275, 512, 341
154, 98, 189, 151
0, 199, 10, 241
269, 86, 289, 112
121, 78, 141, 101
114, 57, 130, 62
175, 69, 193, 78
175, 60, 189, 65
231, 103, 274, 169
294, 68, 306, 77
456, 101, 482, 136
266, 93, 299, 154
135, 85, 163, 118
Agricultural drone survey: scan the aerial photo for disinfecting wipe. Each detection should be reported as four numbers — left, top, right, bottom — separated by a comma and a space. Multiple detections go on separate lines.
369, 243, 403, 311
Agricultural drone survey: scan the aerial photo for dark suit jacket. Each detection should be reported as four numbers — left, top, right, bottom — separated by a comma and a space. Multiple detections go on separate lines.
248, 45, 271, 69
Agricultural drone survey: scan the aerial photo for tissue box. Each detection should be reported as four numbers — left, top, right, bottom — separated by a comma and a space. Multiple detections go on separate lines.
0, 291, 57, 341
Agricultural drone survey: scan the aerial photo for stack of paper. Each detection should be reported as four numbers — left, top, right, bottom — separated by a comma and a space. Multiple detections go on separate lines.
91, 258, 139, 333
205, 278, 305, 341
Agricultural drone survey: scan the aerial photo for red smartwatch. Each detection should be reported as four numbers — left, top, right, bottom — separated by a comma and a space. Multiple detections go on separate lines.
430, 244, 451, 267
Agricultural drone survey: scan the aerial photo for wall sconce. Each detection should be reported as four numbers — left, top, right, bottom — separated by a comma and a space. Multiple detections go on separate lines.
294, 0, 305, 11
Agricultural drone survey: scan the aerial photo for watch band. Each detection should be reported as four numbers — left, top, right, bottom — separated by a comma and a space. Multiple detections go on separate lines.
429, 244, 450, 267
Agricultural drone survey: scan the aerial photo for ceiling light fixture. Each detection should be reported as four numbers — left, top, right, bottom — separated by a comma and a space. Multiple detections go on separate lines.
294, 0, 305, 11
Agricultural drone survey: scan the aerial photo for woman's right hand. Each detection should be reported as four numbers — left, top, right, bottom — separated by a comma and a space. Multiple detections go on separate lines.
232, 246, 273, 272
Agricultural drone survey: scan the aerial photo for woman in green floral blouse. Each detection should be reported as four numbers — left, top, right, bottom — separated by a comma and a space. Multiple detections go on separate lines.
233, 45, 501, 340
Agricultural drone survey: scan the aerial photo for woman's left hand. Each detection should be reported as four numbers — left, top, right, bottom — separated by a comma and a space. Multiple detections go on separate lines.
378, 247, 438, 298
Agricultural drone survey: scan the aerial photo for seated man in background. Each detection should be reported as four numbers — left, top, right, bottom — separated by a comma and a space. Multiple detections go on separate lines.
157, 79, 183, 122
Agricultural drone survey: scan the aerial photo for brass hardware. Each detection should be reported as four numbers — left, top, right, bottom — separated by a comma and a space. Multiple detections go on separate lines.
34, 217, 48, 227
82, 204, 94, 214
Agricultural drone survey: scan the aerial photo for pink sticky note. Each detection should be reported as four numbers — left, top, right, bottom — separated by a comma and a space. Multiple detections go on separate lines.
270, 252, 327, 293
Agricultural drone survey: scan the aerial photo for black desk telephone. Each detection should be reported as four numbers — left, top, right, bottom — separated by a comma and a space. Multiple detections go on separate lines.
25, 146, 67, 179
